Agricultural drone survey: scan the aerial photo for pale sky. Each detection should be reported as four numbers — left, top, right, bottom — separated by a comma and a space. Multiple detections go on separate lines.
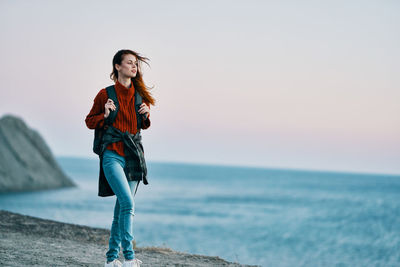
0, 0, 399, 175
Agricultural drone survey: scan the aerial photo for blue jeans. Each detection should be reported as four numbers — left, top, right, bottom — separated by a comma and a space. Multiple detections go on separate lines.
102, 149, 139, 262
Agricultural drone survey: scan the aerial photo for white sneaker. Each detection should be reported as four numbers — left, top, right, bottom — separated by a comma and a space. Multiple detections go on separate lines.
104, 259, 122, 267
122, 258, 143, 267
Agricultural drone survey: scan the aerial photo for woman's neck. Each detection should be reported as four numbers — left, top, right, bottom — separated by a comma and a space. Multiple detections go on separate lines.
117, 76, 131, 88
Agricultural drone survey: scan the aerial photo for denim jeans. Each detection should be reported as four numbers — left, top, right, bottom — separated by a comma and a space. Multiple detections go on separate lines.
102, 149, 139, 262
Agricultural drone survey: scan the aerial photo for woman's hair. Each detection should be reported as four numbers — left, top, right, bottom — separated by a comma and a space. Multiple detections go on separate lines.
110, 49, 156, 106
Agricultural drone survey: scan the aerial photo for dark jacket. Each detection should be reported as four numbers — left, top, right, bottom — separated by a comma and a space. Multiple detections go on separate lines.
98, 125, 148, 197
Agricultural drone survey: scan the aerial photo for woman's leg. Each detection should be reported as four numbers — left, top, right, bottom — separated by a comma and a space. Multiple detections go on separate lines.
106, 197, 121, 262
102, 149, 139, 261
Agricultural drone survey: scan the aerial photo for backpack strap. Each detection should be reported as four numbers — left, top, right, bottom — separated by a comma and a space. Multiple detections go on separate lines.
93, 85, 118, 156
134, 89, 143, 131
105, 85, 119, 126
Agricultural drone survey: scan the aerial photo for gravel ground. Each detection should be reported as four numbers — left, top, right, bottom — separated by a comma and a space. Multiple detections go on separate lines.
0, 210, 259, 267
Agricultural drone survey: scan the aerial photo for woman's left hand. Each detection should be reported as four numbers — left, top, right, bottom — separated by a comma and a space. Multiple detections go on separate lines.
138, 103, 150, 119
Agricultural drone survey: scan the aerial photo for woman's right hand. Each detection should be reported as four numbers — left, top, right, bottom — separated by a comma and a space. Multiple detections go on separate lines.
104, 98, 116, 118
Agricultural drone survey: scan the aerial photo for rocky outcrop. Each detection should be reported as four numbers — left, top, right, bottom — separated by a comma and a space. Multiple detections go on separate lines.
0, 114, 75, 193
0, 210, 259, 266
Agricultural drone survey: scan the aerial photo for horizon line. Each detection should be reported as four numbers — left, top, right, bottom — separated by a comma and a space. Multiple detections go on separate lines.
55, 154, 400, 177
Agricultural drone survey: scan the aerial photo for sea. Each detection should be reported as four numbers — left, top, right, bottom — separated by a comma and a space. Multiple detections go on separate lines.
0, 157, 399, 267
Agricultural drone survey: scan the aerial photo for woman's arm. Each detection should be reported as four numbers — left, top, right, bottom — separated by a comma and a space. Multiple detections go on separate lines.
85, 89, 107, 129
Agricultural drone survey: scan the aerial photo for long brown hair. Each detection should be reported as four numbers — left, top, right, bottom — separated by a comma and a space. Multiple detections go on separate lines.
110, 49, 156, 106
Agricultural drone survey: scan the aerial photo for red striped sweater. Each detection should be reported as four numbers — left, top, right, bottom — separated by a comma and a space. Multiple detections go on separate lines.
85, 80, 151, 157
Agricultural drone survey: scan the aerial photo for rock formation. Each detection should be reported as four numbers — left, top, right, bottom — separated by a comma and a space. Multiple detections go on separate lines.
0, 209, 258, 266
0, 114, 75, 193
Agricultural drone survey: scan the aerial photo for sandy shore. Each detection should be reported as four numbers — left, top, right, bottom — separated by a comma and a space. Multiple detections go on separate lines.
0, 210, 259, 266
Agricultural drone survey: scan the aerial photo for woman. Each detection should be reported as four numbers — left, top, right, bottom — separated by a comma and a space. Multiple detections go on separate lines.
85, 49, 155, 267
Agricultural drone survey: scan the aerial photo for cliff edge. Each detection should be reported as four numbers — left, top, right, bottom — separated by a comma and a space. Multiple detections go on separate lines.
0, 210, 259, 266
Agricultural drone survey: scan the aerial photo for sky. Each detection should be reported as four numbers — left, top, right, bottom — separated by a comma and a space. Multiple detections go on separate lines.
0, 0, 399, 175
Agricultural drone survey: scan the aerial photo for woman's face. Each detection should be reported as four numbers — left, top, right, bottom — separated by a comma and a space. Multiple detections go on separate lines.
116, 54, 138, 78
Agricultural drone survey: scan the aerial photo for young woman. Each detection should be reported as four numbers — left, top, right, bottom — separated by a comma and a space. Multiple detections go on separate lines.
85, 49, 155, 267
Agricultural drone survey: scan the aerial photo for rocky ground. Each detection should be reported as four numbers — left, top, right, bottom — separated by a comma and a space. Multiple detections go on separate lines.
0, 210, 259, 266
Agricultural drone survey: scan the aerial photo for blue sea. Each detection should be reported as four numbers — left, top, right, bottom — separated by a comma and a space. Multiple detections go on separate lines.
0, 157, 399, 267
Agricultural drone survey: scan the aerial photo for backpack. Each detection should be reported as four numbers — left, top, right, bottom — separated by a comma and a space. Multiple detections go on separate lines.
93, 85, 143, 155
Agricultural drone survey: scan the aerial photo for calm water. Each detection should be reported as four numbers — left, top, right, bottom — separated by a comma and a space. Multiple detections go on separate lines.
0, 157, 399, 267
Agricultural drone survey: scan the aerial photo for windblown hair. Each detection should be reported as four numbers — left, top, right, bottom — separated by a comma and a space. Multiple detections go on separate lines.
110, 49, 156, 106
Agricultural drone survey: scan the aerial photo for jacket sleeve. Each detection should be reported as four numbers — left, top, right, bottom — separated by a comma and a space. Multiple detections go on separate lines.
85, 89, 107, 129
141, 102, 151, 129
